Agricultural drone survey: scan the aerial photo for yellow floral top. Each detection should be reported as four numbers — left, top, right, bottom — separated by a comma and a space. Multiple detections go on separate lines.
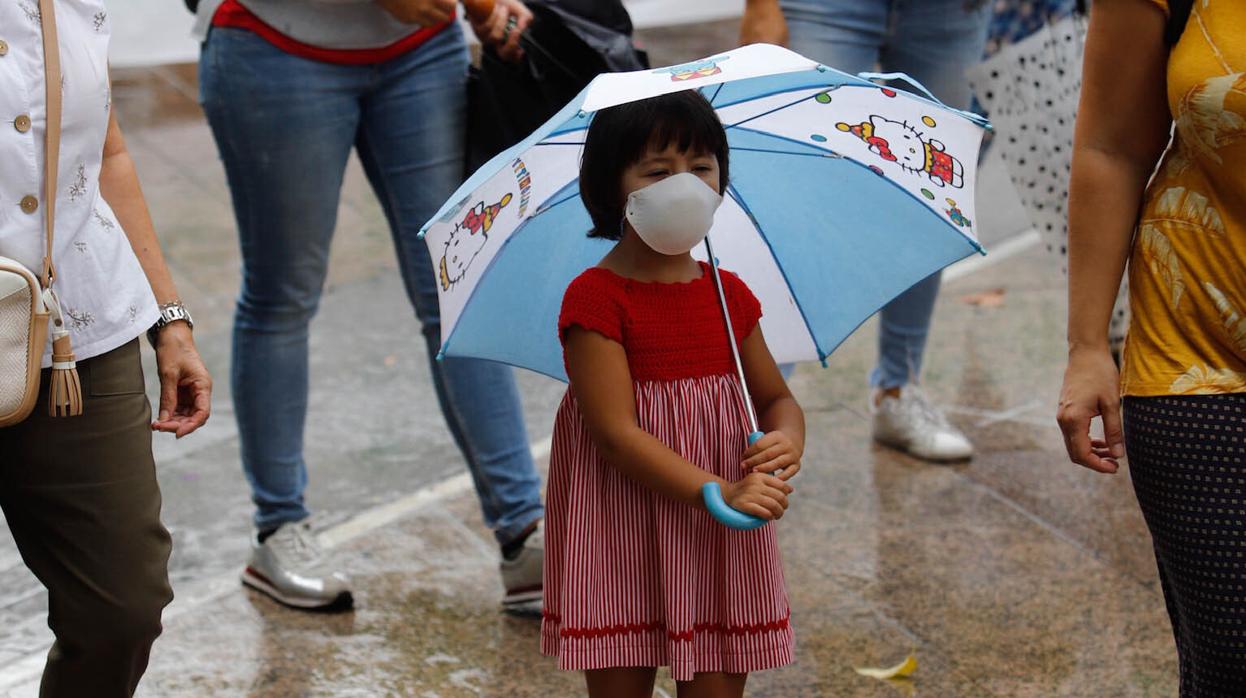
1122, 0, 1246, 396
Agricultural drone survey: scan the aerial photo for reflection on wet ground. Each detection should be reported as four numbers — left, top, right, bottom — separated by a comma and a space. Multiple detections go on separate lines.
0, 19, 1175, 698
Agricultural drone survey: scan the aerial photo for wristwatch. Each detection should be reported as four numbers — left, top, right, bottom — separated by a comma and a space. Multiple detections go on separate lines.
147, 301, 194, 347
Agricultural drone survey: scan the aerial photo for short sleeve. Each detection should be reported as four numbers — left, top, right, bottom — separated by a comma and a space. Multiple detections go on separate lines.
558, 270, 626, 346
721, 270, 763, 341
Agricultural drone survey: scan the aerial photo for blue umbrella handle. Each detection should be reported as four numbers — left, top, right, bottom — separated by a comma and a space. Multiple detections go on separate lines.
702, 431, 769, 530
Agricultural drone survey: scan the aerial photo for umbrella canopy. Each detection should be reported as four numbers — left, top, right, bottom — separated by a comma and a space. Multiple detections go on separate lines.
966, 13, 1131, 356
422, 43, 990, 382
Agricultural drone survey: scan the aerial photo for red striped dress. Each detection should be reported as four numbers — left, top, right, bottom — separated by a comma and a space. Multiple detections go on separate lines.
542, 261, 794, 681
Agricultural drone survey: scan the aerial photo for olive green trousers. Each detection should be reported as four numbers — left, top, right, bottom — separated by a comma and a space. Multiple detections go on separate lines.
0, 339, 173, 697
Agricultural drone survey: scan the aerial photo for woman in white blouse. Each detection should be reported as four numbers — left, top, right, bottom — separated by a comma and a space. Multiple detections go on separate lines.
0, 2, 211, 695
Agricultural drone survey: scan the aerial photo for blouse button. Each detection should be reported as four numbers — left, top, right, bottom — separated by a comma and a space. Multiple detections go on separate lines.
19, 196, 38, 214
0, 41, 9, 57
14, 115, 31, 133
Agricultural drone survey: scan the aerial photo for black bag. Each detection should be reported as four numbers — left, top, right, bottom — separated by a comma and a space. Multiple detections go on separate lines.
465, 2, 646, 174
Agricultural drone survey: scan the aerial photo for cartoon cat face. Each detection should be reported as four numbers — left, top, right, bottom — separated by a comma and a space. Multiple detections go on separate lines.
869, 116, 926, 173
440, 218, 490, 291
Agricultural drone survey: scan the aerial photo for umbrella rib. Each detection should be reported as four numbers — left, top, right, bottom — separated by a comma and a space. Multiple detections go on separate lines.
723, 90, 823, 131
730, 125, 985, 254
724, 184, 828, 365
706, 82, 726, 106
730, 146, 838, 159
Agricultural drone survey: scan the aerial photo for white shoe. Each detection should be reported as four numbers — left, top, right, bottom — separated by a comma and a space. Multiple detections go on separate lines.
500, 521, 543, 610
872, 387, 974, 462
241, 521, 353, 611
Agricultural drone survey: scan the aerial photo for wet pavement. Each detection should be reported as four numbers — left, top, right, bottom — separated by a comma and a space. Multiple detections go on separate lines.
0, 17, 1178, 698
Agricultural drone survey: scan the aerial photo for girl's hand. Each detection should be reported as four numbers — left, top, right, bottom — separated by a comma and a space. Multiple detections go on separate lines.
741, 430, 802, 480
1056, 345, 1125, 473
720, 472, 793, 521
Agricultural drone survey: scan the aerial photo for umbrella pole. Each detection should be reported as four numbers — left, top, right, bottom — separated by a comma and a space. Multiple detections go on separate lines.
703, 236, 763, 442
701, 235, 768, 531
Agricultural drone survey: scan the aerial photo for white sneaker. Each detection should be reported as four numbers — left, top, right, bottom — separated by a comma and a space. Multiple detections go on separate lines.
241, 521, 353, 611
500, 521, 543, 611
872, 387, 974, 462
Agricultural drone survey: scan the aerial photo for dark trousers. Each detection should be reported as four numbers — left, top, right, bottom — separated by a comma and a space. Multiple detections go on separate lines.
1124, 394, 1246, 698
0, 339, 173, 697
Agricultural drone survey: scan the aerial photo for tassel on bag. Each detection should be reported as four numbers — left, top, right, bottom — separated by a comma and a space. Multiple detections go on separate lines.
44, 290, 82, 418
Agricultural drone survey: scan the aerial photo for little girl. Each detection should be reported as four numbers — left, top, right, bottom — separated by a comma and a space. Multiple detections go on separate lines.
542, 90, 805, 697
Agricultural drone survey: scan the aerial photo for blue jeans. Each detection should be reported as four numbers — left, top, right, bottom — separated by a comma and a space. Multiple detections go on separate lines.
199, 27, 543, 545
782, 0, 991, 388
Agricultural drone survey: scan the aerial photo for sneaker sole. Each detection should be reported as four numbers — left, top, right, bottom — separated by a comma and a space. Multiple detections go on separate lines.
241, 567, 354, 612
873, 433, 973, 463
501, 587, 542, 608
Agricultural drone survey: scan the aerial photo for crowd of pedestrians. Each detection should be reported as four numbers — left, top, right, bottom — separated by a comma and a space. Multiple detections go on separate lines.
0, 0, 1241, 695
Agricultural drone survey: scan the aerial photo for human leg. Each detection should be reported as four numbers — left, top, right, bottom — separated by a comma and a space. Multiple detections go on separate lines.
200, 28, 362, 532
355, 28, 544, 549
1124, 394, 1246, 696
584, 667, 658, 698
677, 672, 748, 698
862, 0, 992, 458
0, 342, 173, 697
780, 0, 886, 74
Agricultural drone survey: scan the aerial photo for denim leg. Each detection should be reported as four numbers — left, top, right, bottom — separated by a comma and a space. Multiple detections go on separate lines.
867, 0, 991, 388
200, 28, 364, 530
781, 0, 886, 75
355, 29, 544, 546
785, 0, 990, 388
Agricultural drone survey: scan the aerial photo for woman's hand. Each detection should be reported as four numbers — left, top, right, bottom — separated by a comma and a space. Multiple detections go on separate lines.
151, 323, 212, 439
721, 472, 793, 521
1057, 345, 1125, 473
470, 0, 533, 63
739, 0, 788, 47
741, 430, 801, 481
376, 0, 456, 25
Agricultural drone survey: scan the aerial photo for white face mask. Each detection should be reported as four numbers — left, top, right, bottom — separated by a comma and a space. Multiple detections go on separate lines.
624, 172, 723, 256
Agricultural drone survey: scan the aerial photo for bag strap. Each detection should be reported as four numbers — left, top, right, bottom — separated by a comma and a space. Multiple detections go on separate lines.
1165, 0, 1194, 46
37, 0, 61, 290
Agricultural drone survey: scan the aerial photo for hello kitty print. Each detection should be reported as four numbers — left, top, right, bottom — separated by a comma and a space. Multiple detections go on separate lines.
715, 82, 985, 238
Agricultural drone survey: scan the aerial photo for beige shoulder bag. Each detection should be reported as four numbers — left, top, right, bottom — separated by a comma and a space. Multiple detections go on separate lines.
0, 0, 83, 428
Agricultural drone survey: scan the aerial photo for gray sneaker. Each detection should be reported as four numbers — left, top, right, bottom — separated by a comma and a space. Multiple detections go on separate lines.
872, 387, 974, 462
241, 521, 353, 611
500, 521, 543, 610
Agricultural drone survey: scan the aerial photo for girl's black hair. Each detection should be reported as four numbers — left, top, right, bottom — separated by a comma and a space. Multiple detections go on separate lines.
579, 90, 730, 240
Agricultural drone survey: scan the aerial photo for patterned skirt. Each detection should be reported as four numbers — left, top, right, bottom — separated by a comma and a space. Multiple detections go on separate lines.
541, 374, 793, 681
1124, 394, 1246, 697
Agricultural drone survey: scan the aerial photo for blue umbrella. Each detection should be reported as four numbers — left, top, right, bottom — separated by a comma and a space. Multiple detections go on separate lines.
420, 43, 989, 528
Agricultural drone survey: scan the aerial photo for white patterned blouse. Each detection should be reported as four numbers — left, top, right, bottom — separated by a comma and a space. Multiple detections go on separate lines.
0, 0, 158, 366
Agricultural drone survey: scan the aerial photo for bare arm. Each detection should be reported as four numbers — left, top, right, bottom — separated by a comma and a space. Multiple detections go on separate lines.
99, 111, 212, 437
1056, 0, 1170, 472
565, 327, 793, 520
740, 0, 788, 46
738, 326, 805, 478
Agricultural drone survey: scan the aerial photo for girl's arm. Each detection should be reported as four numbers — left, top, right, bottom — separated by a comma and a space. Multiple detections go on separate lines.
565, 327, 793, 520
1056, 0, 1171, 473
99, 111, 213, 437
739, 326, 804, 478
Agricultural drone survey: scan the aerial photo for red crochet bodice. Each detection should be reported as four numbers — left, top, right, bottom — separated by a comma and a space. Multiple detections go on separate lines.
558, 261, 763, 383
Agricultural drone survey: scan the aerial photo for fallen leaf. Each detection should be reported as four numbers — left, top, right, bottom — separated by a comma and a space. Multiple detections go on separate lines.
854, 653, 917, 680
958, 287, 1006, 307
